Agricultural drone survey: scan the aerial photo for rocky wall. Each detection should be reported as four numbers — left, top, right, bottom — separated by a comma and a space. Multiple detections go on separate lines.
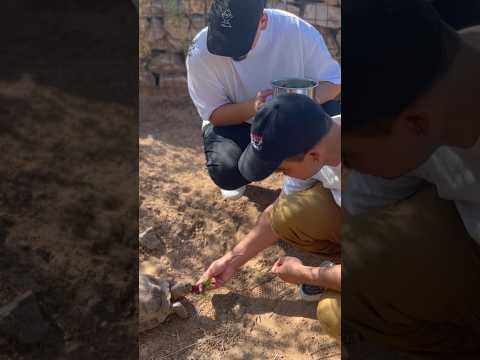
139, 0, 341, 97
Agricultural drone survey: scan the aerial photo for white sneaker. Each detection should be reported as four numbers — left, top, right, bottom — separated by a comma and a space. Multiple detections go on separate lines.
220, 186, 246, 200
299, 260, 335, 302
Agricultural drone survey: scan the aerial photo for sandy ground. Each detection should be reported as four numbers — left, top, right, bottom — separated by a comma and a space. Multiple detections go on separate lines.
139, 91, 341, 359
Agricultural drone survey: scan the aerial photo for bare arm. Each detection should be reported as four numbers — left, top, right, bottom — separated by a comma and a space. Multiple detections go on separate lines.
271, 258, 341, 292
209, 99, 256, 127
315, 81, 341, 104
209, 90, 273, 127
225, 204, 278, 269
306, 264, 341, 292
197, 204, 279, 288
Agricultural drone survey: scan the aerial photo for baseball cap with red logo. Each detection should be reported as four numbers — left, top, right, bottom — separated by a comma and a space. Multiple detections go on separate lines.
239, 93, 330, 182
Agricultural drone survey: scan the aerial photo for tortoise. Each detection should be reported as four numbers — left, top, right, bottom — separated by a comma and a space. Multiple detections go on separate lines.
139, 273, 192, 332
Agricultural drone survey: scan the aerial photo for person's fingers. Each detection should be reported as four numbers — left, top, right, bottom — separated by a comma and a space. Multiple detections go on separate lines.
257, 89, 273, 101
260, 89, 273, 97
212, 276, 224, 288
271, 257, 284, 273
196, 262, 218, 286
195, 272, 209, 286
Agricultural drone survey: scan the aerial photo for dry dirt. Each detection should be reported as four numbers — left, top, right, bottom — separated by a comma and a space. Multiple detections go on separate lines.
139, 93, 341, 360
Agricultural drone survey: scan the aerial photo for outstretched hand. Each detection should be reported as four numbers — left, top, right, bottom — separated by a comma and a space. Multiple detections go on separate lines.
195, 254, 238, 293
271, 256, 309, 285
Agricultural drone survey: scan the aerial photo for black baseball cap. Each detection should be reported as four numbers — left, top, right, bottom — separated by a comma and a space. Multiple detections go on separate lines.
207, 0, 265, 58
239, 94, 330, 182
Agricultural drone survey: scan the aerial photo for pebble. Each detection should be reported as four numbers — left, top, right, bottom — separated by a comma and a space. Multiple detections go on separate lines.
139, 227, 162, 250
232, 304, 244, 320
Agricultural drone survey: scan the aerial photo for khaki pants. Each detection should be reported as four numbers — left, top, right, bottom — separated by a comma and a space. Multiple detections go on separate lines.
343, 186, 480, 356
271, 183, 342, 338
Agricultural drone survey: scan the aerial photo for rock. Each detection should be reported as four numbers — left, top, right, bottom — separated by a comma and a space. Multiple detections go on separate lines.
317, 26, 339, 59
164, 13, 191, 45
324, 0, 339, 6
147, 17, 166, 44
157, 75, 188, 96
0, 291, 52, 344
139, 227, 162, 250
305, 4, 341, 29
172, 302, 189, 319
139, 70, 157, 96
170, 282, 192, 300
190, 14, 207, 34
187, 0, 212, 15
231, 304, 244, 320
147, 51, 185, 75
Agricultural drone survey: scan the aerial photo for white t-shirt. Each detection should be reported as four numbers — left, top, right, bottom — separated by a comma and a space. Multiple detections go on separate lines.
186, 9, 341, 128
344, 139, 480, 244
283, 115, 342, 207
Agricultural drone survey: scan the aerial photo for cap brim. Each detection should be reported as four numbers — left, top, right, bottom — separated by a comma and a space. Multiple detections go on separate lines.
207, 24, 258, 58
239, 144, 282, 182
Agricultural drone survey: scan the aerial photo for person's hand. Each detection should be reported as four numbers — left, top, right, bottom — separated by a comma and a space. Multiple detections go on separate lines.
271, 256, 309, 285
253, 89, 273, 112
196, 254, 238, 292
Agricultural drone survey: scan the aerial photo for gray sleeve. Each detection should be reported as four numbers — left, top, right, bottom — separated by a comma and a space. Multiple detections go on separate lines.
343, 170, 425, 215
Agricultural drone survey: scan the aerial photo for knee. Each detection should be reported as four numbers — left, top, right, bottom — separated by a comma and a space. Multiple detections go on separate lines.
317, 291, 341, 340
207, 160, 246, 190
271, 197, 303, 238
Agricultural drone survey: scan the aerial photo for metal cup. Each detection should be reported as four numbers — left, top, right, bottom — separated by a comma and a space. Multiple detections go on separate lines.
271, 78, 318, 100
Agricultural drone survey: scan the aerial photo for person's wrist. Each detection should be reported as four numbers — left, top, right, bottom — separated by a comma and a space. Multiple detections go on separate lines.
225, 250, 244, 269
303, 266, 319, 285
248, 97, 257, 114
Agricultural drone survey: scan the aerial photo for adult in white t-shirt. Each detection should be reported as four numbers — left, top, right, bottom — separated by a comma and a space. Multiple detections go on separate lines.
197, 95, 343, 339
186, 0, 341, 199
342, 1, 480, 354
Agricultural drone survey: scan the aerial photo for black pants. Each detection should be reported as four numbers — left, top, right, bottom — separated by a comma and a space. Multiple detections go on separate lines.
202, 100, 341, 190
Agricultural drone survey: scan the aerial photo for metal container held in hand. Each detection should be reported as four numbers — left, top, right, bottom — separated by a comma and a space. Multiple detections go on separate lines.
271, 78, 318, 100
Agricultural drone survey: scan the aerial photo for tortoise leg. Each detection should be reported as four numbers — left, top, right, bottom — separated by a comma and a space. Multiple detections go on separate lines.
172, 301, 189, 319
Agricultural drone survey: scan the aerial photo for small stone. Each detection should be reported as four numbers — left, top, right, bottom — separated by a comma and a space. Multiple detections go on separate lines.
139, 227, 162, 250
147, 51, 185, 75
0, 291, 52, 344
232, 304, 244, 320
172, 302, 189, 319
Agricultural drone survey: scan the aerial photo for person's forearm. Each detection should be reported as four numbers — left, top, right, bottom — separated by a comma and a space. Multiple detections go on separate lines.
225, 205, 279, 269
209, 99, 256, 127
315, 81, 341, 104
304, 264, 341, 292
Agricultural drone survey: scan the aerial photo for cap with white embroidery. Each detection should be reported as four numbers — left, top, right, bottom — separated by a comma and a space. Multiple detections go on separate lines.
207, 0, 265, 58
